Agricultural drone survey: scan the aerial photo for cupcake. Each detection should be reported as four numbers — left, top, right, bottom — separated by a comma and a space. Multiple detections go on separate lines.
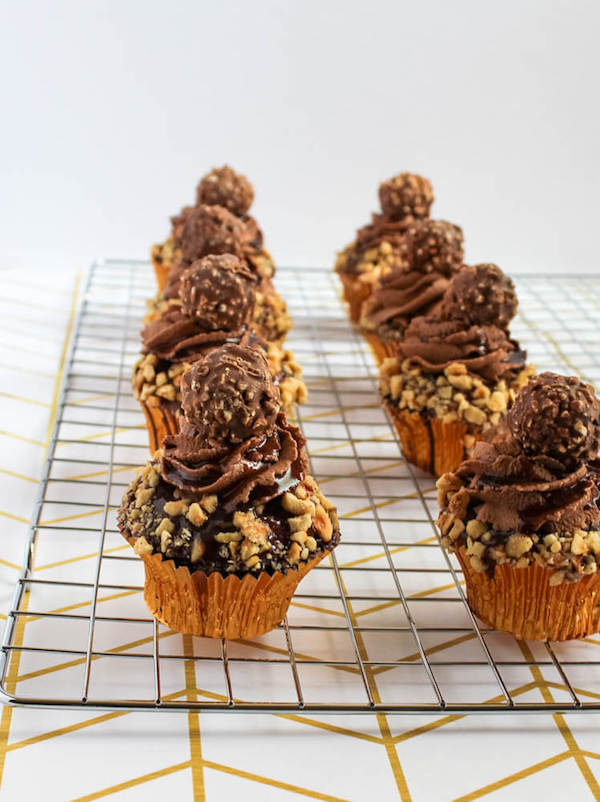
151, 165, 275, 291
380, 264, 535, 476
335, 172, 434, 323
148, 202, 291, 344
438, 373, 600, 641
119, 344, 340, 639
359, 219, 464, 364
133, 255, 306, 453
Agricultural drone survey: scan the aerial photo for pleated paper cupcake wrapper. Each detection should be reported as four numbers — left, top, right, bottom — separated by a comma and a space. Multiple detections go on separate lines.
140, 399, 180, 455
152, 256, 172, 294
361, 331, 398, 366
387, 406, 474, 477
127, 537, 327, 639
456, 545, 600, 641
339, 274, 373, 324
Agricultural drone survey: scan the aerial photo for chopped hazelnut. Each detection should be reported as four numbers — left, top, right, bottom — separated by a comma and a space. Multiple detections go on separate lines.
187, 502, 207, 527
190, 539, 205, 562
506, 534, 533, 559
164, 500, 189, 516
133, 536, 153, 556
201, 495, 218, 514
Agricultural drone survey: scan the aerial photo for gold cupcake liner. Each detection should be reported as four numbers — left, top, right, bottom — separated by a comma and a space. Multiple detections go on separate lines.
387, 406, 472, 476
339, 274, 373, 324
128, 537, 327, 639
152, 256, 171, 294
362, 331, 398, 366
456, 545, 600, 641
140, 399, 179, 455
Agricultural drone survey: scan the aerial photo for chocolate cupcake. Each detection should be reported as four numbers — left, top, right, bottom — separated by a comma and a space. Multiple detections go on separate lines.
360, 220, 464, 364
380, 264, 534, 476
438, 373, 600, 641
334, 172, 434, 323
120, 344, 340, 639
133, 255, 306, 453
151, 165, 275, 291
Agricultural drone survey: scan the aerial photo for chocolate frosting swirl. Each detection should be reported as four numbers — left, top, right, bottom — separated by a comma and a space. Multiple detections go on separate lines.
159, 346, 307, 511
397, 317, 525, 383
141, 307, 256, 364
361, 270, 451, 332
453, 437, 600, 534
161, 414, 307, 511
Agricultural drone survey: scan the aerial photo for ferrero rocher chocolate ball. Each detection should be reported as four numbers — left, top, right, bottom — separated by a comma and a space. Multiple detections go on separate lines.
178, 204, 246, 263
196, 165, 255, 217
441, 263, 518, 328
406, 219, 464, 276
181, 343, 280, 445
378, 173, 434, 221
178, 255, 256, 332
508, 373, 600, 464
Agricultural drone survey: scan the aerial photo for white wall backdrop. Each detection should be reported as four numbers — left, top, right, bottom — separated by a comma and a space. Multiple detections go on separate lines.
2, 0, 599, 274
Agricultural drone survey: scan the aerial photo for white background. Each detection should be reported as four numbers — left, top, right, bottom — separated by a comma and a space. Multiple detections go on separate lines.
2, 0, 599, 274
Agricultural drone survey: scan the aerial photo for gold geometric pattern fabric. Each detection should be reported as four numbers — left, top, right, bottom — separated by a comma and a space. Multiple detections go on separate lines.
0, 264, 600, 800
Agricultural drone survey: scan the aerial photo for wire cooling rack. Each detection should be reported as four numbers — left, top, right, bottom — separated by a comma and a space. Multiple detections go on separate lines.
2, 260, 600, 715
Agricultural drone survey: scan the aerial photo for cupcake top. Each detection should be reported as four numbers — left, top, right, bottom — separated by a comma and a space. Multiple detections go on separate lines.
437, 373, 600, 583
360, 220, 464, 337
120, 345, 339, 575
335, 172, 434, 278
141, 254, 257, 364
164, 202, 271, 292
196, 165, 254, 217
395, 263, 523, 384
134, 255, 305, 412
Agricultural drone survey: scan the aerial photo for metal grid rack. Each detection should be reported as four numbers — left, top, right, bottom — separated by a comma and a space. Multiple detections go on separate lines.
2, 260, 600, 715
